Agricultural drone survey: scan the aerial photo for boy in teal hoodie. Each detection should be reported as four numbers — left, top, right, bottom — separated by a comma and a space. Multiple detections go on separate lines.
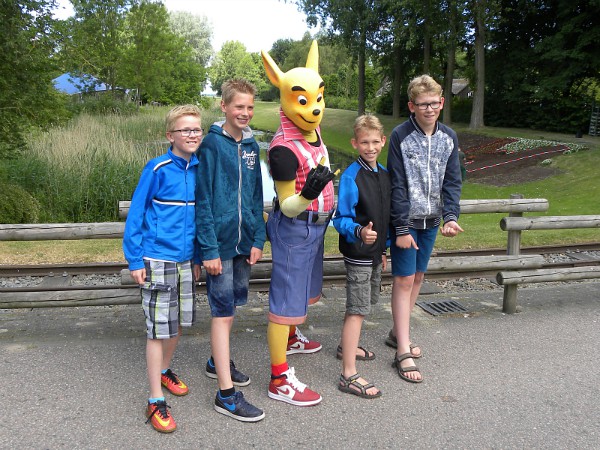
195, 79, 266, 422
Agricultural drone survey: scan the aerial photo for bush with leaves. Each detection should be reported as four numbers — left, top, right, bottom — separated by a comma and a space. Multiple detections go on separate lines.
0, 181, 40, 224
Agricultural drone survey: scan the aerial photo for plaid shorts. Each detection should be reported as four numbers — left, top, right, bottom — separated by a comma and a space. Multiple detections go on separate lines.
141, 259, 196, 339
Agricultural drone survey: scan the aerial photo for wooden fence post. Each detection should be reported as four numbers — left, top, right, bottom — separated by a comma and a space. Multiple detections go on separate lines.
503, 194, 524, 313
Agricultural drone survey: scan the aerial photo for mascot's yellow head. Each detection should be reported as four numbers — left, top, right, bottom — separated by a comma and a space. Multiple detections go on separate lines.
261, 40, 324, 138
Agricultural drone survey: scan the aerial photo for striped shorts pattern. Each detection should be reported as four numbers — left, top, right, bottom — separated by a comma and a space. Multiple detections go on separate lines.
141, 259, 196, 339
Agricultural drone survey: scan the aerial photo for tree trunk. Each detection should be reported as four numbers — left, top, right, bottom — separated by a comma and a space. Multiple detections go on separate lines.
443, 43, 456, 124
358, 30, 366, 116
423, 32, 431, 74
392, 45, 402, 119
442, 1, 458, 124
422, 0, 432, 74
469, 1, 486, 129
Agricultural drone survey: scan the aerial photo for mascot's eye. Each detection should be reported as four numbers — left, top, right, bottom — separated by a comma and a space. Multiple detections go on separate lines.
297, 95, 308, 105
317, 93, 323, 102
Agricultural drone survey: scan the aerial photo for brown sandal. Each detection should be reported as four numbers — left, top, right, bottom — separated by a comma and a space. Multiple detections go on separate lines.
338, 373, 382, 398
392, 353, 423, 383
384, 330, 423, 358
336, 345, 375, 361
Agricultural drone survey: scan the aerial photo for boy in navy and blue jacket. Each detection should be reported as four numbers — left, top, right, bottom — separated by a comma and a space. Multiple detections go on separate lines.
123, 104, 203, 433
333, 114, 390, 399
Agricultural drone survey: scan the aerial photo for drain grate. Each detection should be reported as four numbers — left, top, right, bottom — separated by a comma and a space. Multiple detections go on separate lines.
416, 300, 469, 316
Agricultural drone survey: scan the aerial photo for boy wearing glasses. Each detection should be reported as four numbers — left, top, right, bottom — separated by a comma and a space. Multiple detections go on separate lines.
386, 75, 463, 383
195, 79, 266, 422
123, 105, 203, 433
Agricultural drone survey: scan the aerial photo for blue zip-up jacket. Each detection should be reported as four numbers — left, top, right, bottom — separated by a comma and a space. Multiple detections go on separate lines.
123, 148, 199, 271
387, 114, 462, 236
333, 157, 391, 266
195, 121, 266, 261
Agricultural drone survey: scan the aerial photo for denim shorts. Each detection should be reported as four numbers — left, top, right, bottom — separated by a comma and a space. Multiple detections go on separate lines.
267, 209, 328, 324
390, 226, 439, 276
345, 262, 382, 316
141, 259, 196, 339
206, 255, 251, 317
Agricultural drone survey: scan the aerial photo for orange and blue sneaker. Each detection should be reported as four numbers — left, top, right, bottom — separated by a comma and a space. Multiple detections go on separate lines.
161, 369, 189, 396
145, 400, 176, 433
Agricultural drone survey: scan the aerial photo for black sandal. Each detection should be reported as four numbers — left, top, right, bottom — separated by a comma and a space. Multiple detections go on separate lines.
338, 373, 382, 398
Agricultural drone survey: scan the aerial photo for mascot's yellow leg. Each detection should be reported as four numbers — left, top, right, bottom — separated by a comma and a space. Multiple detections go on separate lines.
267, 321, 289, 366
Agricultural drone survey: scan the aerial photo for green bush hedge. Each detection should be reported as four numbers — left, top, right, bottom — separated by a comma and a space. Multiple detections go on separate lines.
0, 181, 40, 223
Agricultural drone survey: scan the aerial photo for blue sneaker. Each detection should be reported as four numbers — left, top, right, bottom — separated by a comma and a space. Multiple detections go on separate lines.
214, 391, 265, 422
205, 357, 251, 387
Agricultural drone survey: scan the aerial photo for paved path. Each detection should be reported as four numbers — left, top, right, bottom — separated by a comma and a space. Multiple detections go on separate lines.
1, 281, 599, 449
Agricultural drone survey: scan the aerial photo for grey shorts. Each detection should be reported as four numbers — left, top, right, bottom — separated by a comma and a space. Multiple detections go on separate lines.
141, 260, 196, 339
344, 262, 382, 316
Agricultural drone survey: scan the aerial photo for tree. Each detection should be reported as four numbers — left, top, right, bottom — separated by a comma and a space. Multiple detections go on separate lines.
0, 0, 67, 155
168, 11, 213, 67
468, 0, 492, 129
268, 38, 296, 68
297, 0, 386, 115
64, 0, 133, 92
485, 0, 600, 132
441, 0, 467, 124
121, 1, 205, 104
122, 1, 172, 102
209, 41, 265, 95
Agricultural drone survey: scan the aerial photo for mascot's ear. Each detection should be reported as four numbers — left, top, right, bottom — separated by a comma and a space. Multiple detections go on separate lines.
261, 50, 283, 88
305, 40, 319, 72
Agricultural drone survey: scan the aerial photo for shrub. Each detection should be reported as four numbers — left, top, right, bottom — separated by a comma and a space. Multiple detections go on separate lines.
67, 94, 139, 116
325, 95, 358, 111
451, 97, 472, 124
0, 181, 40, 223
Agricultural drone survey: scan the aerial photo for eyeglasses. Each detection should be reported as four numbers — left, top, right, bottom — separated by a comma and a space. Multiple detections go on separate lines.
412, 101, 442, 110
171, 128, 203, 137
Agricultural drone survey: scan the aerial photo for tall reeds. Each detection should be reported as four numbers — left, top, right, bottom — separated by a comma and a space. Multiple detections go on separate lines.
7, 105, 220, 222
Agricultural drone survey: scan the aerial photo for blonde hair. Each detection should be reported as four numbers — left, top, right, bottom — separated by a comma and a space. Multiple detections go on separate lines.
221, 79, 257, 104
407, 75, 443, 102
353, 114, 384, 138
165, 104, 202, 132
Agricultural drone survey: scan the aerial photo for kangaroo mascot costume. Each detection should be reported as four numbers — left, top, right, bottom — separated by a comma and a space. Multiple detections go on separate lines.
262, 41, 337, 406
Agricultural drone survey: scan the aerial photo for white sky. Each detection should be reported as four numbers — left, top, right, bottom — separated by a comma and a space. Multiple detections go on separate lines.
53, 0, 318, 53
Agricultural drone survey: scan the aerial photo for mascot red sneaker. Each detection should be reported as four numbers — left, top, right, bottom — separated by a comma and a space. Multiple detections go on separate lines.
261, 40, 337, 406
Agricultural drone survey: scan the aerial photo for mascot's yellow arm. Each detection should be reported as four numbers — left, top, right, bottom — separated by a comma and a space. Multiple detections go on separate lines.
275, 179, 311, 217
274, 156, 333, 218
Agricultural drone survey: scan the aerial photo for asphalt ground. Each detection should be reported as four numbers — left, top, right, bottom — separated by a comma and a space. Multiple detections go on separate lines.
1, 280, 599, 449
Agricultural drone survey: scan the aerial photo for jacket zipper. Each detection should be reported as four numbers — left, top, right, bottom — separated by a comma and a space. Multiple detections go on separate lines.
184, 162, 189, 260
236, 143, 242, 253
426, 135, 432, 218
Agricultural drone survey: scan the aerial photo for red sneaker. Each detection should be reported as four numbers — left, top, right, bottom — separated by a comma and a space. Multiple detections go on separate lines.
146, 400, 176, 433
286, 328, 322, 355
161, 369, 189, 396
268, 367, 322, 406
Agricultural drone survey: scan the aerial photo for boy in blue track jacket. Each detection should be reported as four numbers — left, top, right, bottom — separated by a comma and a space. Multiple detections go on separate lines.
123, 105, 203, 433
195, 79, 266, 423
333, 115, 390, 399
386, 75, 463, 384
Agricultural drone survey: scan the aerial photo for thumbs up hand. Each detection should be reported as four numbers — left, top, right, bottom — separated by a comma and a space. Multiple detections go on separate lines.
360, 221, 378, 245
